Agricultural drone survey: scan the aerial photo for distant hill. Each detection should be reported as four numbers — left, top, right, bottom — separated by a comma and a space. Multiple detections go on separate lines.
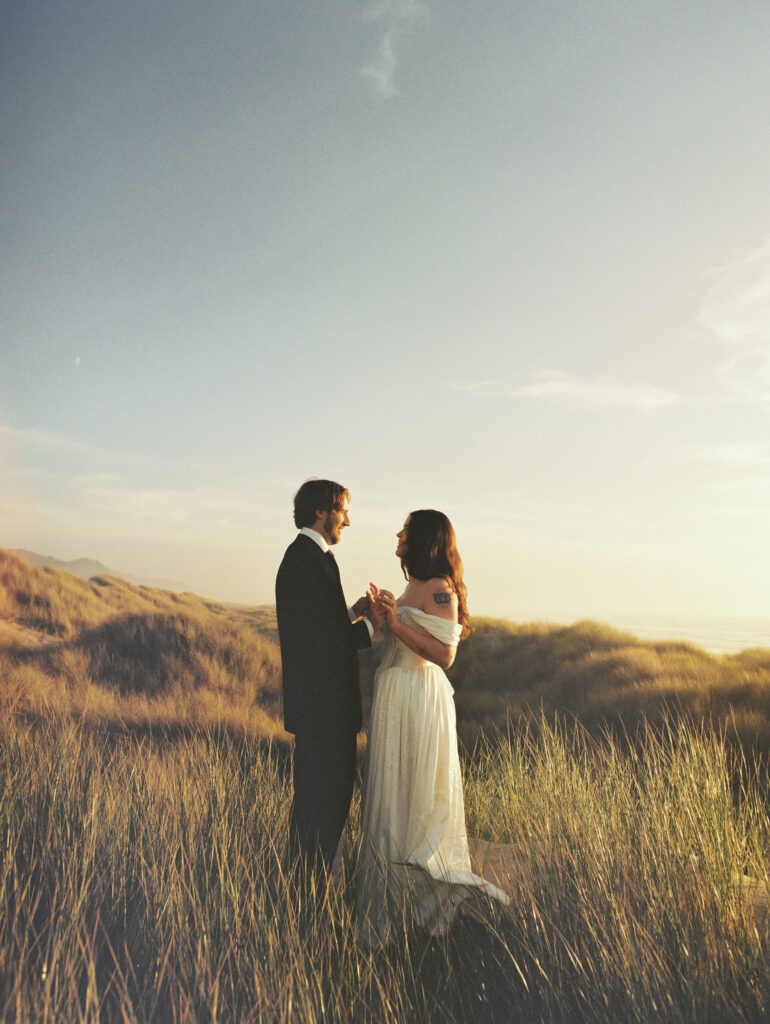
11, 549, 189, 592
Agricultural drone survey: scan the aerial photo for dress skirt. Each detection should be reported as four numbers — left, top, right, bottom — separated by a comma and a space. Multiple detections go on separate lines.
356, 607, 508, 946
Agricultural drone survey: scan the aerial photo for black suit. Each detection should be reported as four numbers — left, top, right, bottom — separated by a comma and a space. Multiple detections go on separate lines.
276, 533, 370, 875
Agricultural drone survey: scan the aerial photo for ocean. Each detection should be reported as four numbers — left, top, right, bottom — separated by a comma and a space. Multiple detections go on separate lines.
496, 609, 769, 656
569, 613, 769, 656
605, 614, 769, 656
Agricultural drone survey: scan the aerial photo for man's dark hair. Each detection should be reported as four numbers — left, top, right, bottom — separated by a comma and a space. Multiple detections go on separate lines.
293, 479, 349, 529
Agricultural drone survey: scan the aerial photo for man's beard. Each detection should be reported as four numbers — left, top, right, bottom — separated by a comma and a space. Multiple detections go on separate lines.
324, 512, 340, 544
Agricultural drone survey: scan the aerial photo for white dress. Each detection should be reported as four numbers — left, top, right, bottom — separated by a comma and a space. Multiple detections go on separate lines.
356, 606, 509, 945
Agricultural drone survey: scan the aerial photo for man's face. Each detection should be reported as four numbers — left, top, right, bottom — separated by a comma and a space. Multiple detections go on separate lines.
318, 499, 350, 546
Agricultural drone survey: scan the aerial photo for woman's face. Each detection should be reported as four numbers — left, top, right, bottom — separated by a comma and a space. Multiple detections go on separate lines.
395, 517, 410, 559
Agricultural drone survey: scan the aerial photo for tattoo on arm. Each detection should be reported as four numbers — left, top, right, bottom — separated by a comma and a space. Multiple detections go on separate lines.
433, 591, 452, 606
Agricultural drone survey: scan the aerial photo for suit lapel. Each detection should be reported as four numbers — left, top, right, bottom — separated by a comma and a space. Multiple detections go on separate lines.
324, 550, 341, 583
296, 534, 343, 597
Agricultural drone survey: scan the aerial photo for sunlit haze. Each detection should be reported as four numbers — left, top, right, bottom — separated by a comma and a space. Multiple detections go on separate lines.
2, 1, 769, 623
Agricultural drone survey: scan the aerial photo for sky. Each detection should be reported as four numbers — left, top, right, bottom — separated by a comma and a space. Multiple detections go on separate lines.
2, 0, 770, 622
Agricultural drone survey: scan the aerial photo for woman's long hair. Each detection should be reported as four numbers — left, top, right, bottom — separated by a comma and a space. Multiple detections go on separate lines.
401, 510, 469, 638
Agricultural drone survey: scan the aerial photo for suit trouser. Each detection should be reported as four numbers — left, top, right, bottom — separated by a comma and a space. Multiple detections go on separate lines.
288, 726, 357, 878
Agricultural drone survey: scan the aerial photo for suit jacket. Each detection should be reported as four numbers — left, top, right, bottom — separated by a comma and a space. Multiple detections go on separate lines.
276, 533, 370, 736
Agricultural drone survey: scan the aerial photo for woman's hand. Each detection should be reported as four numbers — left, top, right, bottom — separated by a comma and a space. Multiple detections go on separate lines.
376, 589, 398, 628
351, 582, 379, 620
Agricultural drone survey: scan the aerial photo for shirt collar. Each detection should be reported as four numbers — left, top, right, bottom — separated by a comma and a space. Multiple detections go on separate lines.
299, 526, 329, 553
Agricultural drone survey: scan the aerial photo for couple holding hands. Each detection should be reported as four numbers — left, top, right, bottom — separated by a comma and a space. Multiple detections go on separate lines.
276, 478, 507, 945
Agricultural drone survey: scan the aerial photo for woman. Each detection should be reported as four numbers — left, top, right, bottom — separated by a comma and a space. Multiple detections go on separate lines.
356, 510, 508, 946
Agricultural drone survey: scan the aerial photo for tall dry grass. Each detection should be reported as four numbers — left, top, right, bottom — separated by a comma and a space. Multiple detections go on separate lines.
3, 548, 770, 1020
1, 714, 768, 1023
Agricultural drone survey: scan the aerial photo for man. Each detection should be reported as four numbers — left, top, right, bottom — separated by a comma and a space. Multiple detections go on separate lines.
276, 478, 381, 880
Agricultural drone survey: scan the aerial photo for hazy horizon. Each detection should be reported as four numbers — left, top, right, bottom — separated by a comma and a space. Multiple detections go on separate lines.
3, 2, 770, 621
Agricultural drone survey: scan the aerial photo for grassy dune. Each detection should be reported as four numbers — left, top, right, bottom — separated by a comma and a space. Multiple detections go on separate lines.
0, 549, 287, 744
450, 618, 770, 755
2, 547, 770, 757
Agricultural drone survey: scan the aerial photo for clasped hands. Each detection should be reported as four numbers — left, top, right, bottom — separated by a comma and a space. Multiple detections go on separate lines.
351, 584, 398, 632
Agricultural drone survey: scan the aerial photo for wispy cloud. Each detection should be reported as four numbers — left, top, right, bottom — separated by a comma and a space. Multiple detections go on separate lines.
699, 236, 770, 403
0, 423, 108, 459
69, 473, 289, 537
677, 444, 770, 521
715, 350, 770, 404
76, 478, 255, 527
451, 371, 677, 412
699, 237, 770, 346
0, 423, 153, 466
360, 0, 428, 98
0, 422, 287, 551
684, 441, 770, 471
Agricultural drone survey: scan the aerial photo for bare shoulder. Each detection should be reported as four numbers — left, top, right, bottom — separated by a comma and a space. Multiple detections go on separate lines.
423, 577, 458, 621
